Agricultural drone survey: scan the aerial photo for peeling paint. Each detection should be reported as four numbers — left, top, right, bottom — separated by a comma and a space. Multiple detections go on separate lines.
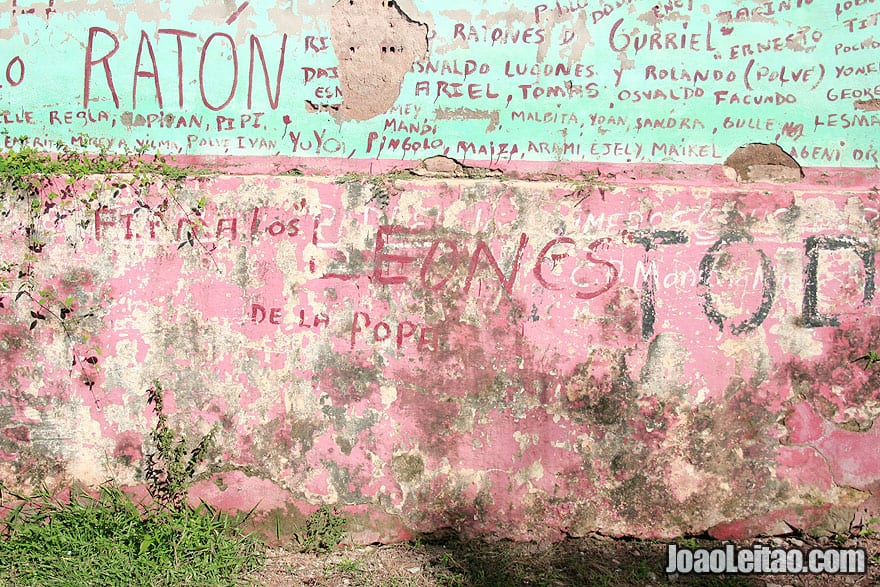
1, 0, 880, 544
0, 2, 873, 165
0, 169, 879, 541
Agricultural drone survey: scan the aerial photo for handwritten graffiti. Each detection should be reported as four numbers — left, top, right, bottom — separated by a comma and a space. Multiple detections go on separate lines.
3, 55, 24, 88
349, 311, 438, 351
83, 27, 288, 110
802, 235, 875, 327
89, 202, 877, 341
320, 225, 875, 340
0, 1, 873, 164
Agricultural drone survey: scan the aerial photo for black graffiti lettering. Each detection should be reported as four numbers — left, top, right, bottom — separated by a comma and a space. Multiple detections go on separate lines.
629, 229, 688, 340
699, 234, 776, 335
802, 235, 875, 327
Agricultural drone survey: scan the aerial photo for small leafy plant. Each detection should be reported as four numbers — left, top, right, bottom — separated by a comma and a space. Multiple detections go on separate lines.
293, 504, 349, 553
335, 171, 408, 208
677, 536, 700, 549
852, 350, 880, 369
144, 380, 217, 510
0, 140, 214, 400
0, 381, 262, 587
565, 171, 615, 205
859, 517, 880, 536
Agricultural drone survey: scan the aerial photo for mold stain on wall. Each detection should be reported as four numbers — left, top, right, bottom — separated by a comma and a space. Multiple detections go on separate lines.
0, 0, 880, 546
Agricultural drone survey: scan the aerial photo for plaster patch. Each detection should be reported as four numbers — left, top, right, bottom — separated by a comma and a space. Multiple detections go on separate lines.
379, 384, 398, 407
723, 143, 804, 183
667, 458, 705, 502
515, 459, 545, 487
330, 0, 428, 121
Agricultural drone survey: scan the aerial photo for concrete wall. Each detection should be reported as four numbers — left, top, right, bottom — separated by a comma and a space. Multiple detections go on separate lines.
0, 0, 876, 166
1, 0, 880, 542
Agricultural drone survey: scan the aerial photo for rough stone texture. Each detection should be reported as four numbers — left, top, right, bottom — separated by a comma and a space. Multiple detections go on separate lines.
410, 155, 465, 176
723, 144, 804, 183
1, 167, 879, 542
408, 155, 501, 178
855, 99, 880, 112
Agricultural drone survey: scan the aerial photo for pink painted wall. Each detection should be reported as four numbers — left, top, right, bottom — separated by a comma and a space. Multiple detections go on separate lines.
1, 164, 879, 541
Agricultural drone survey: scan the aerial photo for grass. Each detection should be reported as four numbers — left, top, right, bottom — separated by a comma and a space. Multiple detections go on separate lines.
0, 136, 207, 190
0, 382, 262, 586
0, 486, 263, 586
332, 557, 365, 576
0, 484, 263, 587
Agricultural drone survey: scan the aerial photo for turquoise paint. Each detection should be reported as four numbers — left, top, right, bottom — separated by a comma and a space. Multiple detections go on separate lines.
0, 0, 877, 165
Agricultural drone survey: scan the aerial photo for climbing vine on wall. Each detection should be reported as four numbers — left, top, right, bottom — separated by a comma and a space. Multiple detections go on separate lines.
0, 136, 211, 398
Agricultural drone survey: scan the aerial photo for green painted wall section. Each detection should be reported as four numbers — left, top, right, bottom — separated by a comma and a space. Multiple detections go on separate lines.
0, 0, 877, 166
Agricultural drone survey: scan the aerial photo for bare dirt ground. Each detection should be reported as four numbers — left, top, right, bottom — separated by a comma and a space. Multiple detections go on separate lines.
245, 533, 880, 587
